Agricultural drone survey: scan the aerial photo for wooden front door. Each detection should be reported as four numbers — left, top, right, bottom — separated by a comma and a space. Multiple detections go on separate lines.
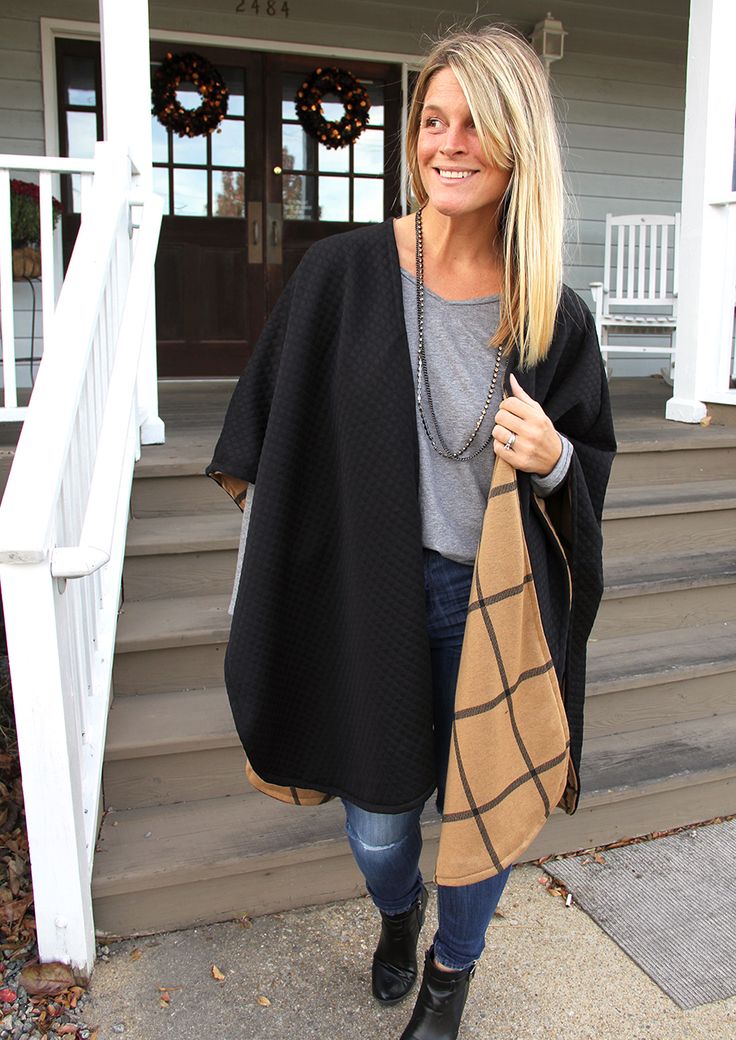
56, 39, 403, 377
151, 47, 402, 376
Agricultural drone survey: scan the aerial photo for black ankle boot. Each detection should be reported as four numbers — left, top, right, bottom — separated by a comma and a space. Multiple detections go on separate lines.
398, 947, 475, 1040
372, 885, 428, 1004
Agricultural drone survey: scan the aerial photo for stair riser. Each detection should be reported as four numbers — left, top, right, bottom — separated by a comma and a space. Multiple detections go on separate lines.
131, 474, 234, 518
113, 643, 227, 696
592, 582, 736, 640
104, 746, 246, 810
105, 669, 736, 808
602, 508, 735, 557
124, 550, 237, 602
610, 447, 736, 488
92, 774, 736, 937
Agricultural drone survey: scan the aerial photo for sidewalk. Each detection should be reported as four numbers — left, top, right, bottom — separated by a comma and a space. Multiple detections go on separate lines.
84, 863, 735, 1040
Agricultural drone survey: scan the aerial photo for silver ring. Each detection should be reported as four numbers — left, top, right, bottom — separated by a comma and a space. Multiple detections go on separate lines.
504, 432, 517, 452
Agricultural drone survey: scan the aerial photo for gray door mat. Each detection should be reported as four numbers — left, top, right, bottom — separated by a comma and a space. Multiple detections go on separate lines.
543, 819, 736, 1009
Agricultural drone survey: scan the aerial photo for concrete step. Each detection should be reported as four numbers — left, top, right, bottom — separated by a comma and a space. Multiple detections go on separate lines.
92, 712, 736, 937
105, 617, 736, 809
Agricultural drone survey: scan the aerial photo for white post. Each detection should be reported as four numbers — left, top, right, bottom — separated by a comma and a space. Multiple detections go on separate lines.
666, 0, 736, 422
0, 563, 96, 978
99, 0, 164, 444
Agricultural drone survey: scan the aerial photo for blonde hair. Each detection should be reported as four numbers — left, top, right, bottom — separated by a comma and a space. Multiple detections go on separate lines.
406, 26, 565, 368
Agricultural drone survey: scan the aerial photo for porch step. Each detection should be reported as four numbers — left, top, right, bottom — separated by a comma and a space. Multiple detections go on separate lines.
92, 712, 736, 936
104, 618, 736, 810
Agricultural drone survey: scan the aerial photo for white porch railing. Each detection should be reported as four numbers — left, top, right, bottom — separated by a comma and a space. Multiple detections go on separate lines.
0, 157, 95, 419
0, 141, 162, 977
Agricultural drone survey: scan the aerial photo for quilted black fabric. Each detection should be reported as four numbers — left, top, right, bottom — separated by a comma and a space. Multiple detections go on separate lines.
207, 219, 616, 813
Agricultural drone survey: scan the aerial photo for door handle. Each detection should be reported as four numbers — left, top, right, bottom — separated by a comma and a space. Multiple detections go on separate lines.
266, 204, 283, 264
247, 202, 263, 264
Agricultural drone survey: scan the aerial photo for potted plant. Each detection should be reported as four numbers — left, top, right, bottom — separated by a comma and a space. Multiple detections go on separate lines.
10, 179, 62, 281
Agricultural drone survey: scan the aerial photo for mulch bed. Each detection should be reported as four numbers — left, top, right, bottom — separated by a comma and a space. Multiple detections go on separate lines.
0, 648, 97, 1040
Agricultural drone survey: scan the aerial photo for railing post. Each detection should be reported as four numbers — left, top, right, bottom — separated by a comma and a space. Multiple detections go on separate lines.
666, 0, 736, 422
99, 0, 164, 445
0, 562, 96, 978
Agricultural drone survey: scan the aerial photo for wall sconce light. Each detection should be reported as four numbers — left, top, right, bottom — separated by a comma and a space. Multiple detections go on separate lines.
531, 12, 567, 75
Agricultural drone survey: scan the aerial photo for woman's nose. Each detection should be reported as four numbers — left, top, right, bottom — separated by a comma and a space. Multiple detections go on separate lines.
440, 125, 468, 154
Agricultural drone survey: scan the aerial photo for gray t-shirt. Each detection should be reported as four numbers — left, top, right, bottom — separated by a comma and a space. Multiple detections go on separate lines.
401, 269, 572, 565
229, 272, 572, 609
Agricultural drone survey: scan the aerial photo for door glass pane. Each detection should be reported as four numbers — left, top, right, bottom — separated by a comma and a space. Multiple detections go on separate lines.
221, 66, 245, 117
152, 116, 169, 163
174, 168, 208, 216
354, 129, 384, 175
173, 132, 207, 166
211, 119, 245, 168
152, 167, 171, 215
318, 177, 349, 221
213, 170, 245, 217
354, 179, 383, 223
283, 123, 308, 171
65, 56, 96, 106
318, 142, 349, 173
66, 111, 97, 157
283, 174, 316, 220
364, 83, 384, 126
175, 80, 201, 111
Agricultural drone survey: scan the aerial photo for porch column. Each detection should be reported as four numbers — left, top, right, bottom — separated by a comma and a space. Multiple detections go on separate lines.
99, 0, 165, 444
666, 0, 736, 423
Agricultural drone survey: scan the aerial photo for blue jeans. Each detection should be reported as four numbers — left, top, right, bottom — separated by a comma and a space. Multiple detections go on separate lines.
343, 548, 512, 971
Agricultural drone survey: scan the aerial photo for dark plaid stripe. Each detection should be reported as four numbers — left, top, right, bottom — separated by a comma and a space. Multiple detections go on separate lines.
488, 479, 517, 499
467, 572, 534, 615
453, 659, 555, 720
290, 786, 301, 804
451, 723, 504, 872
442, 744, 570, 823
473, 565, 552, 813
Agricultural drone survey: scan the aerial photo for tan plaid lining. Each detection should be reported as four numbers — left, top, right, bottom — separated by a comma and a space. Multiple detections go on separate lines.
241, 453, 576, 874
435, 452, 572, 885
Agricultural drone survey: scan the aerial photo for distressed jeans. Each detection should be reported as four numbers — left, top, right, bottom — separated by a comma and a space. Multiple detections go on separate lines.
343, 548, 512, 971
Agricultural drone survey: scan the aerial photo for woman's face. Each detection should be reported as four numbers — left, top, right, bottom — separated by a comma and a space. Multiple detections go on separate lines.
416, 67, 512, 222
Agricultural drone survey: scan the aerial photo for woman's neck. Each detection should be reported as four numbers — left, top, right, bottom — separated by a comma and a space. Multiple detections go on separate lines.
420, 203, 504, 271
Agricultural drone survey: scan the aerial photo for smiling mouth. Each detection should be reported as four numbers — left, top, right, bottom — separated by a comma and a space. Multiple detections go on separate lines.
434, 168, 477, 180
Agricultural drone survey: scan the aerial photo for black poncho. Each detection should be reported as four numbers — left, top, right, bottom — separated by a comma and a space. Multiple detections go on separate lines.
207, 218, 616, 820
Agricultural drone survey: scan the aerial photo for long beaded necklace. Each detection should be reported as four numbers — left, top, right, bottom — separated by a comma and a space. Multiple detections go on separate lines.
415, 207, 502, 463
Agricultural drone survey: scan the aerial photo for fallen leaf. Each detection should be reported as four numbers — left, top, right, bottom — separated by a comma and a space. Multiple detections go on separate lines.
257, 995, 271, 1006
699, 415, 713, 427
594, 853, 606, 865
0, 987, 16, 1003
56, 1026, 79, 1035
130, 948, 143, 961
211, 964, 225, 981
19, 961, 76, 996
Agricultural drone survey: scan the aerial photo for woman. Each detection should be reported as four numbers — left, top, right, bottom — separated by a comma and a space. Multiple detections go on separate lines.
208, 25, 616, 1040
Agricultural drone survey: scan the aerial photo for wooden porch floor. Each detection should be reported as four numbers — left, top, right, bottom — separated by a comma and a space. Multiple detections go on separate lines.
153, 374, 736, 460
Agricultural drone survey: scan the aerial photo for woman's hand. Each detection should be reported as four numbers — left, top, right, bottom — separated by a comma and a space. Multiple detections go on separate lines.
492, 373, 562, 475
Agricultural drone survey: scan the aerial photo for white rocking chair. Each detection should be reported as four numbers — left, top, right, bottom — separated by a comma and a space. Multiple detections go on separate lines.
590, 212, 680, 380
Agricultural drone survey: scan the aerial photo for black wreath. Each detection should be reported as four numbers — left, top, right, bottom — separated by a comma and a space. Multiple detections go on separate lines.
295, 66, 371, 150
152, 52, 229, 138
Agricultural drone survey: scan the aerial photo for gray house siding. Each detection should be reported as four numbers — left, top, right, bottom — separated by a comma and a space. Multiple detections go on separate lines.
0, 0, 689, 379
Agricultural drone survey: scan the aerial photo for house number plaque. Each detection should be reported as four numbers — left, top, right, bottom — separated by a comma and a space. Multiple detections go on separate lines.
235, 0, 290, 15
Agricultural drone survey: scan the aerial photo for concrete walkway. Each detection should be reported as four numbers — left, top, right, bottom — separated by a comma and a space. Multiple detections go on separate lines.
85, 863, 735, 1040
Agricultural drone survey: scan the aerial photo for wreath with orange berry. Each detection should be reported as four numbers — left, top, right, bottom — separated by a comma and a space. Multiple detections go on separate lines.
152, 52, 229, 138
295, 66, 370, 150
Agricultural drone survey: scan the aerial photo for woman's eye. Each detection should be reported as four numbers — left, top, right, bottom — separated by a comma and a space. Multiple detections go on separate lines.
424, 117, 442, 129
